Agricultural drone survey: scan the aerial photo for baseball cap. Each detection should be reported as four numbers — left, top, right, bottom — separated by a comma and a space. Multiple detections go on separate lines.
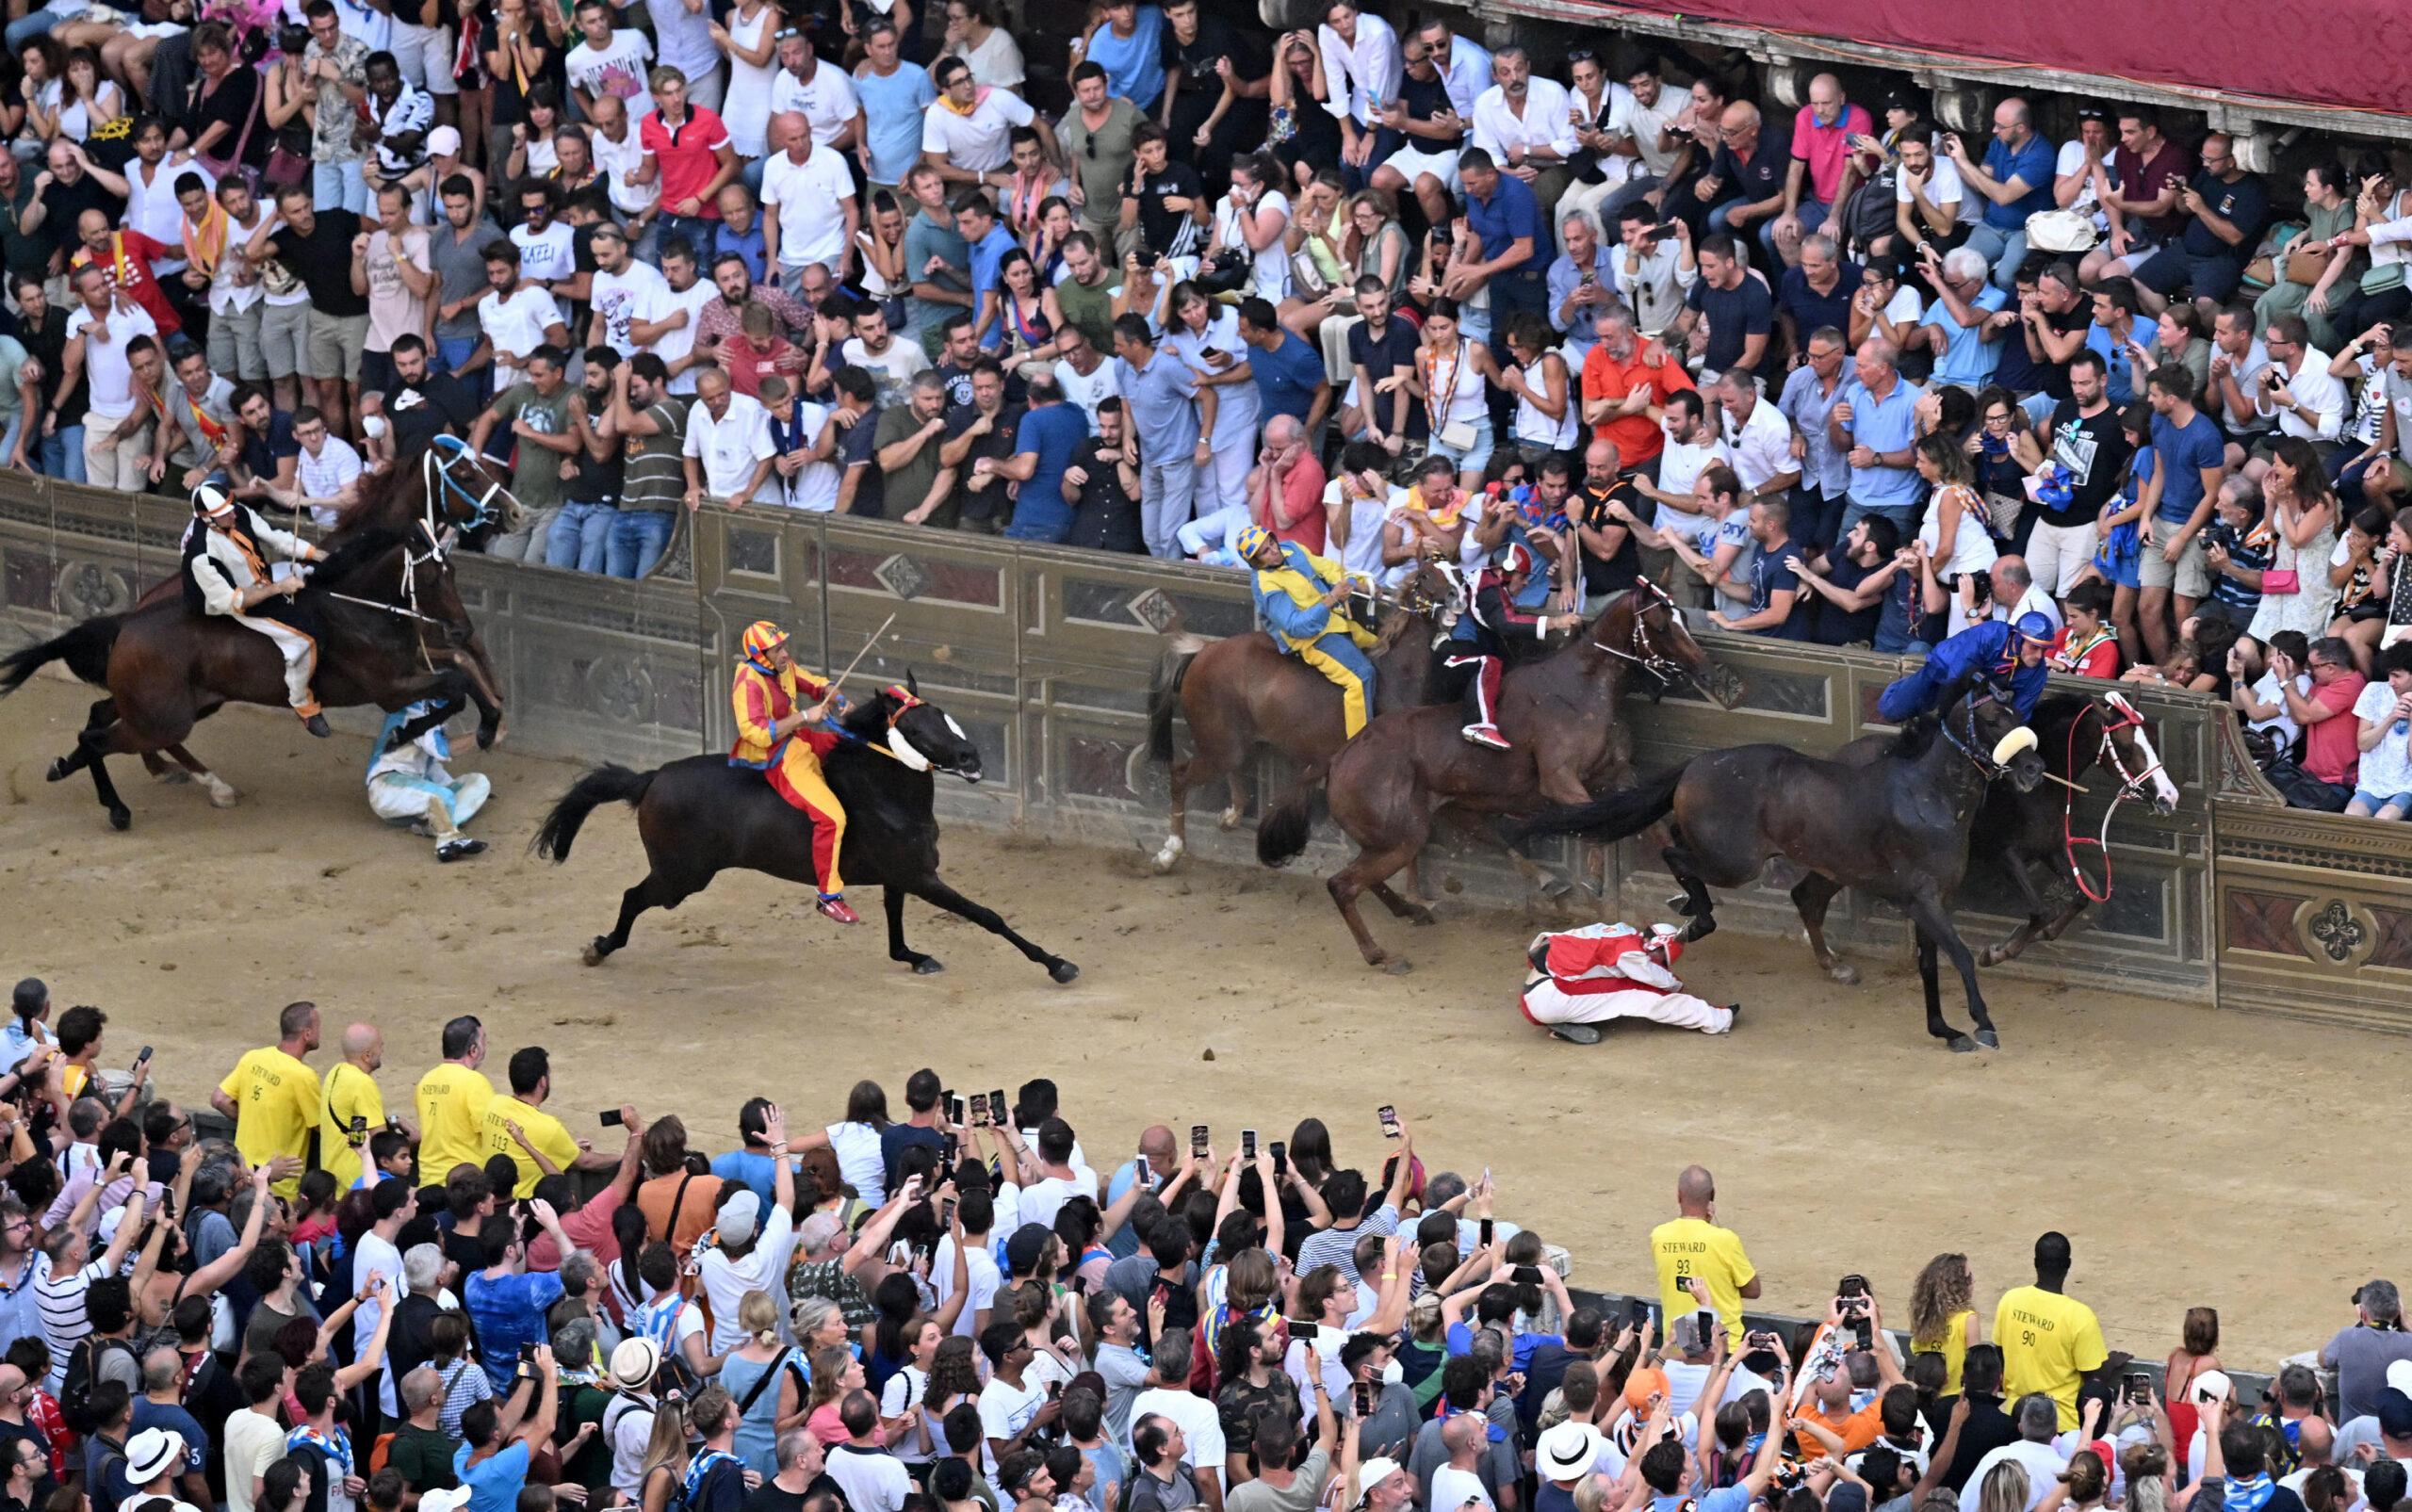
2191, 1369, 2234, 1405
1623, 1365, 1670, 1409
1005, 1223, 1054, 1277
2388, 1359, 2412, 1398
1828, 1483, 1870, 1512
420, 1490, 475, 1512
1355, 1458, 1406, 1504
427, 124, 462, 157
718, 1190, 761, 1243
2380, 1387, 2412, 1440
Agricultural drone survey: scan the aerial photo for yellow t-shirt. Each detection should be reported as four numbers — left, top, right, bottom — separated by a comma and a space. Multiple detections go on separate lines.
1649, 1216, 1756, 1343
481, 1096, 579, 1197
1914, 1309, 1974, 1397
217, 1048, 320, 1196
318, 1063, 386, 1192
1993, 1285, 2107, 1429
416, 1064, 496, 1184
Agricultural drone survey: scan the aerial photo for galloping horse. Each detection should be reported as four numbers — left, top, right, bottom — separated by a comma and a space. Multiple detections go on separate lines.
0, 439, 512, 828
1830, 690, 2180, 965
1143, 558, 1461, 870
1256, 581, 1738, 971
533, 678, 1079, 983
1513, 679, 2047, 1051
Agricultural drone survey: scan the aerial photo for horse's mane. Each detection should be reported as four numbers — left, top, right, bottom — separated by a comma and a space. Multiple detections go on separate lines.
310, 525, 409, 588
1878, 671, 1988, 762
326, 439, 467, 540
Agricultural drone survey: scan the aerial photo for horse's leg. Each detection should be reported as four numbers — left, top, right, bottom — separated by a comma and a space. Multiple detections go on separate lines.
1366, 878, 1435, 925
1790, 873, 1857, 985
1222, 772, 1247, 830
1914, 923, 1963, 1050
1330, 837, 1424, 971
885, 886, 942, 975
2033, 896, 2091, 946
584, 869, 700, 966
1157, 754, 1197, 871
1978, 851, 2058, 967
1911, 893, 1994, 1051
72, 720, 137, 832
904, 874, 1080, 984
1662, 837, 1718, 943
431, 645, 506, 748
164, 743, 240, 807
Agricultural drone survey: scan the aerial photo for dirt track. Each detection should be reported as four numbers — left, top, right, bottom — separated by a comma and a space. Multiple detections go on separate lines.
0, 673, 2397, 1369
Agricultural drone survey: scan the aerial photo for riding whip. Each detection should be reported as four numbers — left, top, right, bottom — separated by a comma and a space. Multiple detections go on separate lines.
827, 611, 900, 695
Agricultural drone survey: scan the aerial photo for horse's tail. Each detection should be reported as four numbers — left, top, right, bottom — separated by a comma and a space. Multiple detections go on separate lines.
1145, 647, 1197, 764
1510, 761, 1689, 846
1255, 772, 1325, 869
531, 763, 656, 862
0, 617, 121, 698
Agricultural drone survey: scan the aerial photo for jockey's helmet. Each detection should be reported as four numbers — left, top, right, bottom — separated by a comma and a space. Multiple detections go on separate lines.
1644, 922, 1686, 970
1497, 541, 1537, 579
2011, 610, 2057, 645
191, 481, 236, 519
1233, 525, 1273, 563
740, 621, 790, 665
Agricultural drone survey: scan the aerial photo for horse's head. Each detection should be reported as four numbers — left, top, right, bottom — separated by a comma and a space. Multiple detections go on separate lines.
866, 674, 983, 782
1395, 557, 1464, 628
1598, 580, 1743, 707
1952, 679, 2046, 792
2094, 691, 2180, 815
334, 439, 523, 548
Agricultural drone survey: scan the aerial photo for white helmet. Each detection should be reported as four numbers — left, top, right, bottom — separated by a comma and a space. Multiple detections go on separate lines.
190, 481, 234, 517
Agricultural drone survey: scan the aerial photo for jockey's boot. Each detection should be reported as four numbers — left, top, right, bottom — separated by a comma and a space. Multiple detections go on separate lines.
302, 713, 332, 738
817, 893, 861, 925
1460, 722, 1511, 751
437, 837, 489, 862
1549, 1021, 1604, 1045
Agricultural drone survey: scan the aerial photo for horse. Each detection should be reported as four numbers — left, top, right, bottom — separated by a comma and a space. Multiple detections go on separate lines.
531, 678, 1080, 984
1143, 557, 1462, 871
1829, 690, 2179, 966
1255, 580, 1739, 972
1513, 678, 2047, 1051
0, 440, 513, 829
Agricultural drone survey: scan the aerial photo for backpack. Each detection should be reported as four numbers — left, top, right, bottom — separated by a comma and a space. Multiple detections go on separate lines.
60, 1336, 136, 1436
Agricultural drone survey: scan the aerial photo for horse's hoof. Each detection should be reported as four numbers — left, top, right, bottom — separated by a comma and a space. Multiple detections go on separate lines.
44, 758, 69, 783
1151, 837, 1183, 873
1946, 1032, 1977, 1053
476, 723, 500, 751
1976, 1029, 2000, 1049
910, 957, 945, 976
581, 937, 611, 967
205, 784, 239, 809
1976, 947, 2002, 967
1409, 911, 1436, 928
1217, 805, 1243, 830
1681, 916, 1718, 944
1048, 961, 1080, 984
1827, 961, 1859, 985
107, 807, 130, 831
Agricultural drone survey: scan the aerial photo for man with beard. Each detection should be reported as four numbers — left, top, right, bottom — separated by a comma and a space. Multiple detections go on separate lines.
548, 346, 627, 572
180, 174, 269, 386
586, 220, 668, 360
694, 251, 812, 358
376, 334, 481, 458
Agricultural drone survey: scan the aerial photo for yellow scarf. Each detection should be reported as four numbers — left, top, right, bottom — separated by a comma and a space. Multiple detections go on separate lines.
183, 203, 230, 277
937, 85, 989, 118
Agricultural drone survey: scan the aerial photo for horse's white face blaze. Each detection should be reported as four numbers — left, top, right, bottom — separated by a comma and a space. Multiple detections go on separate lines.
944, 714, 967, 740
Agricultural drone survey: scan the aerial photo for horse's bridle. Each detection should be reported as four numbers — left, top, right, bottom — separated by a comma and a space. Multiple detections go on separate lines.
2061, 692, 2169, 903
1938, 683, 2028, 780
1591, 580, 1705, 691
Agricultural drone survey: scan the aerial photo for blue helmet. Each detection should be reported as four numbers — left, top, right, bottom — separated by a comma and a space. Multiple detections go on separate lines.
2012, 611, 2057, 644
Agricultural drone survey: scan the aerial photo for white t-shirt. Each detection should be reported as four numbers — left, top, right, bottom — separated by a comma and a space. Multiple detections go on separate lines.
352, 1230, 406, 1415
567, 30, 656, 119
1017, 1168, 1098, 1234
1055, 357, 1116, 432
297, 436, 367, 531
2247, 669, 2308, 749
697, 1206, 798, 1355
823, 1120, 887, 1205
640, 275, 718, 395
1432, 1464, 1494, 1512
511, 221, 579, 322
1214, 189, 1292, 301
776, 399, 840, 512
770, 63, 863, 148
591, 125, 660, 217
67, 301, 159, 421
762, 146, 859, 271
592, 261, 671, 358
826, 1444, 913, 1512
932, 1234, 1001, 1338
2057, 139, 2115, 230
684, 391, 779, 504
1654, 428, 1731, 501
1129, 1384, 1225, 1471
1899, 154, 1980, 227
978, 1370, 1049, 1448
2355, 680, 2412, 796
478, 285, 563, 391
878, 1364, 934, 1461
126, 157, 207, 267
919, 89, 1034, 175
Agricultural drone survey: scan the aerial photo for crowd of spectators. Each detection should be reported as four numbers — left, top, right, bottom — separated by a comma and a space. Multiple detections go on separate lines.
3, 984, 2412, 1512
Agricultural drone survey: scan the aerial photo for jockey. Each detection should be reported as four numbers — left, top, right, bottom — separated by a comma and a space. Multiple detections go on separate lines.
1239, 524, 1380, 738
182, 480, 331, 736
1519, 921, 1737, 1045
366, 703, 492, 862
1874, 611, 2054, 726
728, 620, 857, 924
1442, 540, 1583, 750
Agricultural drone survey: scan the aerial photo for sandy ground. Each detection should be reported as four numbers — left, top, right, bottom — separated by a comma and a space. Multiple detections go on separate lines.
0, 673, 2400, 1371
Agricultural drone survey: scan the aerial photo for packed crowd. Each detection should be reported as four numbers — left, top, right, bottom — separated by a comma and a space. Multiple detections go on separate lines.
5, 985, 2412, 1512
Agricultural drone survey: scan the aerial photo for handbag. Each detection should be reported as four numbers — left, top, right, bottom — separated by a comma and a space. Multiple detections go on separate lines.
1983, 491, 2025, 542
1437, 418, 1477, 450
2261, 568, 2300, 595
196, 62, 264, 194
2286, 240, 2337, 287
2024, 208, 2096, 255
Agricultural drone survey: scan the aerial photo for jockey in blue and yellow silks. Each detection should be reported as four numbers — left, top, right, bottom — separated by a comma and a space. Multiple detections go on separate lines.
1875, 611, 2055, 726
729, 620, 858, 925
1240, 525, 1379, 738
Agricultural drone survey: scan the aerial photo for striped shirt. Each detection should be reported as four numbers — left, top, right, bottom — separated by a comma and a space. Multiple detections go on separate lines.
621, 399, 689, 511
1293, 1204, 1398, 1290
35, 1254, 108, 1388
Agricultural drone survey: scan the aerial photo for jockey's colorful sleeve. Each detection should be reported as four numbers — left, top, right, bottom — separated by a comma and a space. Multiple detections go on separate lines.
732, 668, 780, 753
1257, 581, 1334, 643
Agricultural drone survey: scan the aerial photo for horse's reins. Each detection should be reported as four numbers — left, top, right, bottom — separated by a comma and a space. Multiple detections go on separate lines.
1590, 581, 1707, 691
2059, 698, 2166, 904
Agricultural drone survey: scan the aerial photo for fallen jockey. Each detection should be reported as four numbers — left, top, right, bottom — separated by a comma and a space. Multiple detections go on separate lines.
1442, 538, 1583, 750
1875, 611, 2054, 726
1240, 524, 1380, 738
1520, 921, 1739, 1045
366, 702, 491, 862
729, 620, 857, 924
182, 481, 331, 735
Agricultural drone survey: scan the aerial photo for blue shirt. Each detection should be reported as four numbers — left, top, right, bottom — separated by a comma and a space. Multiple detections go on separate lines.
462, 1270, 564, 1391
1924, 285, 2008, 387
710, 1148, 779, 1206
1837, 374, 1924, 507
1547, 247, 1617, 360
967, 224, 1019, 349
454, 1439, 530, 1512
1114, 349, 1200, 459
1249, 331, 1326, 425
902, 210, 970, 346
1466, 174, 1544, 269
710, 219, 767, 285
1980, 134, 2058, 229
2150, 410, 2225, 523
853, 61, 935, 187
1084, 5, 1166, 111
1001, 403, 1090, 542
2083, 324, 2139, 404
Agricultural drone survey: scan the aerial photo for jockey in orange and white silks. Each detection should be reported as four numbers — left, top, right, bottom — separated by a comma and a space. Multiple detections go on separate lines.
1519, 922, 1736, 1041
182, 481, 331, 736
728, 620, 857, 925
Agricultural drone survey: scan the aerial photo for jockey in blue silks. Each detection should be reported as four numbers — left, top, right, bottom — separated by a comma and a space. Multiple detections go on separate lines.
1875, 611, 2055, 726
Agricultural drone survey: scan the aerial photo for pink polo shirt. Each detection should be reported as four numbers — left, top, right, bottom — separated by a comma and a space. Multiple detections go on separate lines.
1791, 101, 1874, 203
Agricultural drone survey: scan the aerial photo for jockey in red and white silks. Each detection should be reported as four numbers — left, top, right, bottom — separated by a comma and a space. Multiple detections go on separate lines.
1519, 922, 1735, 1036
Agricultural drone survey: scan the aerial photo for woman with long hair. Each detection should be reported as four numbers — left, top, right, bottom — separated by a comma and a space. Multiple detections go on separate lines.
994, 248, 1065, 375
1499, 312, 1577, 459
258, 1459, 311, 1512
1912, 431, 1999, 635
1977, 1460, 2030, 1512
1285, 1120, 1334, 1191
2247, 436, 2341, 648
1164, 278, 1260, 518
1387, 297, 1498, 493
879, 1314, 946, 1470
14, 40, 64, 145
636, 1390, 693, 1512
2165, 1308, 2221, 1406
2044, 1449, 2109, 1512
805, 1345, 870, 1446
1264, 29, 1338, 193
1908, 1253, 1981, 1400
2329, 506, 2391, 672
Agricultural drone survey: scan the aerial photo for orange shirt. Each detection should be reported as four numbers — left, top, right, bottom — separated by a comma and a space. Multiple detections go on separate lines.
1791, 1398, 1882, 1460
636, 1169, 726, 1253
1580, 341, 1694, 465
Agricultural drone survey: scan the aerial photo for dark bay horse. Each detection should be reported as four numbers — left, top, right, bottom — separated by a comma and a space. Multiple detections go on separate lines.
1514, 680, 2046, 1050
532, 679, 1079, 983
0, 442, 510, 828
1830, 690, 2180, 965
1143, 558, 1461, 871
1256, 581, 1738, 971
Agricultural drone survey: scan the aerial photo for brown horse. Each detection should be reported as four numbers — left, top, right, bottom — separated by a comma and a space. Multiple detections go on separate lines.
1142, 558, 1461, 870
0, 442, 511, 828
1255, 581, 1738, 971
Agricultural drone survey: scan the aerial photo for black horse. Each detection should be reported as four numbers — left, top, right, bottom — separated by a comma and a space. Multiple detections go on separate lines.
531, 678, 1079, 983
1514, 679, 2046, 1051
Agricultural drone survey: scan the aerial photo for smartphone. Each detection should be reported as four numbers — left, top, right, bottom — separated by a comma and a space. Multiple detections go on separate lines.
1837, 1274, 1867, 1299
1190, 1124, 1210, 1158
1047, 1380, 1063, 1401
134, 1046, 153, 1065
1377, 1105, 1400, 1139
1695, 1309, 1716, 1344
1853, 1317, 1874, 1351
1653, 220, 1682, 239
1354, 1382, 1375, 1417
1242, 1130, 1258, 1160
349, 1114, 368, 1134
970, 1092, 990, 1126
988, 1089, 1007, 1127
946, 1093, 966, 1126
1479, 1217, 1494, 1246
1292, 1320, 1320, 1341
1628, 1298, 1651, 1325
941, 1133, 959, 1166
599, 1109, 625, 1128
1268, 1140, 1287, 1177
1068, 1275, 1088, 1295
940, 1197, 956, 1228
2125, 1372, 2150, 1403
